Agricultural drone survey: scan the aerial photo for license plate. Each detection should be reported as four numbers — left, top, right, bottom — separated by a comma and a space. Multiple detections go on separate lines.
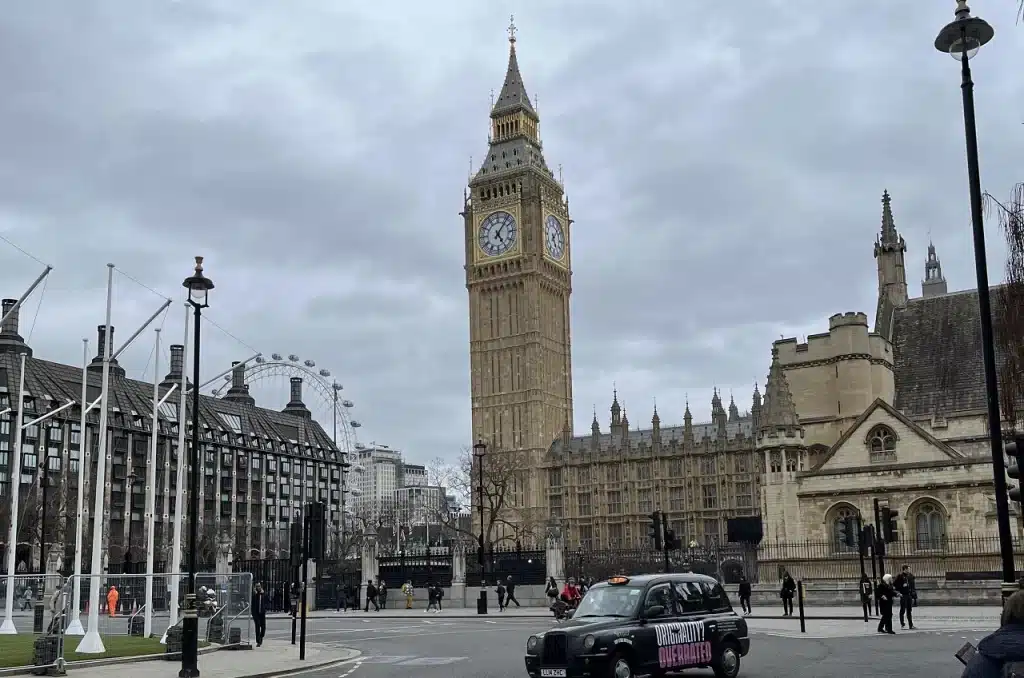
540, 670, 567, 677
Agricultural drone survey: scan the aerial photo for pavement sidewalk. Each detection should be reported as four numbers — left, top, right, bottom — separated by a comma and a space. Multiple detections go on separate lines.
60, 640, 359, 678
273, 604, 1002, 623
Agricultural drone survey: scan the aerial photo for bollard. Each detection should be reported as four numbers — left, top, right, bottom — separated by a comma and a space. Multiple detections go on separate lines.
797, 580, 806, 634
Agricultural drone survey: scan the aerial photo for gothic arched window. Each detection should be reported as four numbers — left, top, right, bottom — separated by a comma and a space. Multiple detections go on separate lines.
867, 425, 897, 460
914, 501, 946, 551
830, 505, 860, 553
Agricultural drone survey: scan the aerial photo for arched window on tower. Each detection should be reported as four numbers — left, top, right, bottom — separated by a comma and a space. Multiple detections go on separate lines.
829, 504, 860, 554
866, 425, 897, 462
914, 501, 946, 551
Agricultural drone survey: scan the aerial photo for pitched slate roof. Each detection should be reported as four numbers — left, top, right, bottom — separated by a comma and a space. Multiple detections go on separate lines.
890, 287, 1018, 418
0, 351, 341, 463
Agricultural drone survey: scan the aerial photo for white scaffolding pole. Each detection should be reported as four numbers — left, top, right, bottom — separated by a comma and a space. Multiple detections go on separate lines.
143, 328, 161, 639
165, 304, 190, 642
66, 339, 90, 636
0, 354, 29, 634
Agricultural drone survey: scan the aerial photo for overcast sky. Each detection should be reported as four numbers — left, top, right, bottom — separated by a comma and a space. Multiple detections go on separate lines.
0, 1, 1021, 465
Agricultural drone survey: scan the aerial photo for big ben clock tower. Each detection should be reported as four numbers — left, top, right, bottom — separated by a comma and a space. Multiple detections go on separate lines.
464, 19, 573, 529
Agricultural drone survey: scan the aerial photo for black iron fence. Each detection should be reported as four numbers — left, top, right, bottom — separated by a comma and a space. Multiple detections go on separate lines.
757, 535, 1024, 581
314, 558, 360, 608
564, 544, 757, 584
231, 557, 296, 612
465, 546, 547, 586
377, 547, 454, 588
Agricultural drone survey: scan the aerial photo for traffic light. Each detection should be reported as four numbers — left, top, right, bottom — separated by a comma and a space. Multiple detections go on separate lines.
477, 535, 485, 565
881, 507, 899, 543
664, 528, 680, 551
1006, 434, 1024, 504
309, 501, 327, 561
860, 524, 874, 557
842, 516, 858, 548
648, 511, 664, 551
289, 520, 302, 568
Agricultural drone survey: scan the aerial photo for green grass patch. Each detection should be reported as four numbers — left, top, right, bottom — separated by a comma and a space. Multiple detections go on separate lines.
0, 634, 170, 668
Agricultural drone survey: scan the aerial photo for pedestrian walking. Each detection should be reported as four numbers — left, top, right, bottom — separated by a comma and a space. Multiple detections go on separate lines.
545, 577, 558, 608
364, 580, 379, 612
859, 573, 873, 619
426, 583, 439, 613
106, 585, 119, 618
496, 581, 506, 611
876, 573, 895, 635
779, 571, 795, 617
960, 589, 1024, 677
738, 575, 752, 615
378, 580, 388, 610
894, 565, 916, 629
505, 576, 521, 608
251, 583, 268, 648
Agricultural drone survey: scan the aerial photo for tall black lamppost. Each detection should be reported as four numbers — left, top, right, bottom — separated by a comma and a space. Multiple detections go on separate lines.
934, 2, 1016, 599
38, 446, 57, 573
472, 440, 487, 613
180, 256, 214, 678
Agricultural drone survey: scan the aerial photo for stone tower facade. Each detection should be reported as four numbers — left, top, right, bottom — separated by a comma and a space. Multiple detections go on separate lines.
922, 242, 948, 297
874, 190, 908, 314
464, 24, 573, 530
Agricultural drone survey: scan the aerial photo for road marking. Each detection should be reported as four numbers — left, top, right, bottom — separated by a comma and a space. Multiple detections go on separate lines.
362, 655, 467, 666
339, 659, 363, 677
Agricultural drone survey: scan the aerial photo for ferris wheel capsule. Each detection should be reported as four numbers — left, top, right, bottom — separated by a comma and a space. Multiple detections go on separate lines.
271, 353, 282, 360
255, 356, 265, 363
351, 420, 362, 428
319, 369, 331, 377
288, 354, 300, 362
304, 360, 316, 367
342, 400, 354, 408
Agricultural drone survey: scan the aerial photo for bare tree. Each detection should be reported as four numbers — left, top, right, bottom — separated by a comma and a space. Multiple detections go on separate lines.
986, 185, 1024, 431
423, 447, 543, 549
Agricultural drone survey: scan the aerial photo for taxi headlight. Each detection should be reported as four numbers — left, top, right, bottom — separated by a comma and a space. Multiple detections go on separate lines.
527, 635, 540, 653
583, 634, 596, 651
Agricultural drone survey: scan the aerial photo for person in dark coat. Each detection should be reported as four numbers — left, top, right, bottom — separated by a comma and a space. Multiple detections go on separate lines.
738, 576, 752, 615
251, 583, 268, 648
961, 590, 1024, 677
505, 576, 521, 608
859, 574, 873, 619
876, 573, 895, 634
780, 572, 796, 616
364, 580, 379, 612
894, 565, 916, 629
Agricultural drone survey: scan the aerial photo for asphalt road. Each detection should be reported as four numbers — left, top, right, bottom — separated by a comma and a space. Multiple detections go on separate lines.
266, 614, 986, 678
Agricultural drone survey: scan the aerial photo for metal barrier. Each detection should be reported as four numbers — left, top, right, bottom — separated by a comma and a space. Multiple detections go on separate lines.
0, 573, 67, 675
194, 572, 252, 648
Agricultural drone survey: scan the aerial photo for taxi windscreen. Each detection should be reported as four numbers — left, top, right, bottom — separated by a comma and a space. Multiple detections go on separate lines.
573, 584, 644, 618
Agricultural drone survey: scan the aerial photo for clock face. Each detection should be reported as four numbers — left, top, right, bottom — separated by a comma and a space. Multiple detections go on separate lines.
545, 215, 565, 260
478, 211, 518, 257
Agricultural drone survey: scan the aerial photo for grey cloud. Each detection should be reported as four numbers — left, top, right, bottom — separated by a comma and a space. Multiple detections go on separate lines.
0, 1, 1021, 463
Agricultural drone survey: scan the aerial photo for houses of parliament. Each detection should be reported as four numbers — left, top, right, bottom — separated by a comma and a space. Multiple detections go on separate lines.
465, 24, 1004, 552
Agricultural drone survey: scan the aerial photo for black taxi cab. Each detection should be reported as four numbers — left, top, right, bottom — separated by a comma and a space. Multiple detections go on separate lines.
524, 573, 749, 678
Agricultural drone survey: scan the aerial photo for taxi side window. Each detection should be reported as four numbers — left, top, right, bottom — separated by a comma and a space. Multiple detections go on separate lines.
643, 583, 674, 618
672, 581, 706, 615
700, 581, 731, 613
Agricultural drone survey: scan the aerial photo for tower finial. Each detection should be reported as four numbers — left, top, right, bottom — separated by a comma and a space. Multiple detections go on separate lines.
508, 15, 517, 44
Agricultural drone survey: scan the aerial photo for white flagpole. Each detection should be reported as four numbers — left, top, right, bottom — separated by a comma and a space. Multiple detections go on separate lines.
143, 328, 161, 638
65, 339, 90, 636
164, 303, 189, 642
76, 264, 115, 655
0, 354, 29, 634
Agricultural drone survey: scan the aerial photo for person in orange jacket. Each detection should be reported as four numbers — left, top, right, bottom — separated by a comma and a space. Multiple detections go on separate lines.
106, 585, 119, 618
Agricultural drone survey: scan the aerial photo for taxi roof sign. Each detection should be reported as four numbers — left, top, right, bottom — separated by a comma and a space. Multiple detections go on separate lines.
607, 576, 630, 585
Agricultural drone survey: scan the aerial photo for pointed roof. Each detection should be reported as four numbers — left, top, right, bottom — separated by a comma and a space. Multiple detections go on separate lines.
761, 347, 800, 430
875, 189, 905, 252
492, 18, 537, 119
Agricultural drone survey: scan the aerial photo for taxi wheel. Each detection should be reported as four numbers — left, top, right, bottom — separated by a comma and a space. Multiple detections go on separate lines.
606, 651, 634, 678
712, 640, 741, 678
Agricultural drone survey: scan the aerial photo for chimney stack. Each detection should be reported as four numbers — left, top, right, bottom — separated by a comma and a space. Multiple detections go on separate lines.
0, 298, 31, 356
1, 299, 20, 337
282, 376, 311, 419
160, 344, 187, 388
221, 360, 255, 407
160, 345, 190, 389
88, 325, 125, 377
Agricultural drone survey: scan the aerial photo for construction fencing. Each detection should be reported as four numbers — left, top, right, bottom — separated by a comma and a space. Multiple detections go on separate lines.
0, 572, 252, 675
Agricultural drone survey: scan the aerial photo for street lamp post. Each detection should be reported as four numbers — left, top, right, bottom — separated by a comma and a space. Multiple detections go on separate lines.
39, 445, 56, 574
472, 440, 487, 614
180, 257, 214, 678
934, 1, 1016, 600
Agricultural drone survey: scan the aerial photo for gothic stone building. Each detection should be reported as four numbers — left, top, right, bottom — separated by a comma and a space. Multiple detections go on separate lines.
759, 191, 1012, 577
0, 308, 346, 572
